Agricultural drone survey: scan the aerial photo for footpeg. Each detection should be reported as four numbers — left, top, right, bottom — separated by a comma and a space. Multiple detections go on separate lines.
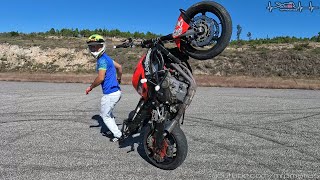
132, 133, 141, 138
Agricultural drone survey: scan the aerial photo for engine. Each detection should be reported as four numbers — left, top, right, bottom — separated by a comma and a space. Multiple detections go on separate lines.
157, 72, 188, 104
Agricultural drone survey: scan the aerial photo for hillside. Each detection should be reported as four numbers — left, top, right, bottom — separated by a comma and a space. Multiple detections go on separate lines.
0, 35, 320, 89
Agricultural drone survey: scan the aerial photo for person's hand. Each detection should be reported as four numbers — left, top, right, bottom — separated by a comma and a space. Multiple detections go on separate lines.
85, 86, 92, 95
117, 78, 121, 84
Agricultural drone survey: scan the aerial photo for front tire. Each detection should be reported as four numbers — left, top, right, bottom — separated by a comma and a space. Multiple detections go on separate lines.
143, 125, 188, 170
182, 1, 232, 60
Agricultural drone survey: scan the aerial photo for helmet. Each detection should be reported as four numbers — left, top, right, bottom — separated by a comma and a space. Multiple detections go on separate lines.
87, 34, 106, 58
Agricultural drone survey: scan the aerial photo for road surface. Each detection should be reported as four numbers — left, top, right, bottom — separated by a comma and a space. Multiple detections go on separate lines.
1, 81, 320, 179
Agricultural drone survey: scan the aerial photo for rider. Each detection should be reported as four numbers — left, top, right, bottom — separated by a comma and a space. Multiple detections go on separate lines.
85, 34, 123, 142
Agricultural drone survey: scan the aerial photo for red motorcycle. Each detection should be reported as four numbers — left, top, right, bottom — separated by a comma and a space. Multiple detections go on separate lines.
115, 1, 232, 170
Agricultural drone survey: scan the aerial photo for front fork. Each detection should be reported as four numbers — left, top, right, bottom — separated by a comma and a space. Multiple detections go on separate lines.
123, 98, 146, 138
151, 105, 167, 150
130, 99, 168, 150
154, 121, 165, 149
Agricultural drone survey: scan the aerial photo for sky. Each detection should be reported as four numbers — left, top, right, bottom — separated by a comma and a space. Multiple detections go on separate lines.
1, 0, 320, 40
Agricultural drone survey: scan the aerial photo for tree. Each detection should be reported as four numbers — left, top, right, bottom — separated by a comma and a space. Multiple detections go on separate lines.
48, 28, 56, 35
109, 29, 121, 37
236, 25, 242, 41
60, 28, 74, 37
145, 31, 157, 39
247, 32, 252, 40
133, 31, 145, 39
80, 29, 91, 37
74, 28, 79, 37
9, 31, 19, 37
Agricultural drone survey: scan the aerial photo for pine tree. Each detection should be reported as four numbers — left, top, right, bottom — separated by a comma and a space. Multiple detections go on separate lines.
236, 25, 242, 41
247, 32, 252, 40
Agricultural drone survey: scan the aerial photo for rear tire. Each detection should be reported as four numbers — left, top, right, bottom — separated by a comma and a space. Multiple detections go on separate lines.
182, 1, 232, 60
143, 125, 188, 170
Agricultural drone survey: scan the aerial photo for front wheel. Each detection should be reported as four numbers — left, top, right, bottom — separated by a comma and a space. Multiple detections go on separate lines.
182, 1, 232, 60
143, 125, 188, 170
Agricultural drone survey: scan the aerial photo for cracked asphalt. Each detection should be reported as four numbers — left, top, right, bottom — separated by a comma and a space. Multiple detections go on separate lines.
1, 81, 320, 180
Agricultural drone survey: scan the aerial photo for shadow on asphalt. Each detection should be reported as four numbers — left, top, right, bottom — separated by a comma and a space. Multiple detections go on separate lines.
89, 114, 151, 164
90, 115, 110, 135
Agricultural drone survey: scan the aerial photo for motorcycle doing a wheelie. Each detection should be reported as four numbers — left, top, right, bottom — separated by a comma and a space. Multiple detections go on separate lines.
114, 1, 232, 170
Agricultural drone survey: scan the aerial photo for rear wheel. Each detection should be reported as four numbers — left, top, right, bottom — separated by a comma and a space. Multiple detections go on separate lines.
182, 1, 232, 60
143, 125, 188, 170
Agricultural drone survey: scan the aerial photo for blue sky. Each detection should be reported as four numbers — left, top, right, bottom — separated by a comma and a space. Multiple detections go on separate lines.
1, 0, 319, 40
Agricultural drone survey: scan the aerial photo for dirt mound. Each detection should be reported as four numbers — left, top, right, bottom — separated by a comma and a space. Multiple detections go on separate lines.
0, 43, 94, 73
1, 36, 320, 79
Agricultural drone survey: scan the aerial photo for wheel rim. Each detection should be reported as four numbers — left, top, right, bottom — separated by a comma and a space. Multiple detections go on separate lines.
190, 13, 220, 48
186, 10, 224, 51
145, 131, 178, 165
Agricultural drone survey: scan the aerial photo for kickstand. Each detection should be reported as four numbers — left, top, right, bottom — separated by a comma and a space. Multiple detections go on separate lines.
127, 144, 135, 153
181, 113, 185, 125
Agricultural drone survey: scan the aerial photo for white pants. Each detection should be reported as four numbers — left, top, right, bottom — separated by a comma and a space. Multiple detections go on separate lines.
100, 90, 122, 138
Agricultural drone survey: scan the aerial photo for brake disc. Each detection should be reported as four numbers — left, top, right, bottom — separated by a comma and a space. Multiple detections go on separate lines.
191, 15, 220, 47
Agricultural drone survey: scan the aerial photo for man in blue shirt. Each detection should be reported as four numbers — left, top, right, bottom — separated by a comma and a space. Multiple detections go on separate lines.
85, 34, 123, 142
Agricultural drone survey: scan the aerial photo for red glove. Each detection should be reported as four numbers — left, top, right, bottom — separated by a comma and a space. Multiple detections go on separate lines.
86, 86, 92, 95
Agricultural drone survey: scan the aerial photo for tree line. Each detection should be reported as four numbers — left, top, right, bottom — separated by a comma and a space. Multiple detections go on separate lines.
1, 28, 160, 39
232, 24, 320, 45
2, 26, 320, 45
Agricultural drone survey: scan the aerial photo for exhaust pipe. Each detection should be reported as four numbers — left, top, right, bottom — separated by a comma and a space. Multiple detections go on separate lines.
165, 63, 197, 133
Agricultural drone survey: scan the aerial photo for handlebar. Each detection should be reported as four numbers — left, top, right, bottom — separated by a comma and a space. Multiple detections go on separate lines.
114, 34, 173, 49
114, 34, 181, 64
113, 42, 134, 49
141, 34, 173, 46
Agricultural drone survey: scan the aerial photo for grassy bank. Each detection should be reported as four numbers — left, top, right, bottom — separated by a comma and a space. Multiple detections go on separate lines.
1, 72, 320, 90
0, 35, 319, 90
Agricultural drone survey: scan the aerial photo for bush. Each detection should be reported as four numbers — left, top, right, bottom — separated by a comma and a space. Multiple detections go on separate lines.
9, 31, 19, 37
293, 43, 310, 51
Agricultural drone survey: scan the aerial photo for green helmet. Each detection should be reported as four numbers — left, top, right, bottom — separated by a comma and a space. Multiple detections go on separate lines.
87, 34, 106, 58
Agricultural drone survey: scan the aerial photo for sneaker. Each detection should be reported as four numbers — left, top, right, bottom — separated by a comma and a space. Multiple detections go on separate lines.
110, 135, 124, 143
102, 131, 112, 135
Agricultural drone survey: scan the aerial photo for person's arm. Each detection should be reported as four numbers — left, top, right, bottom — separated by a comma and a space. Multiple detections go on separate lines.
86, 69, 106, 95
113, 60, 122, 84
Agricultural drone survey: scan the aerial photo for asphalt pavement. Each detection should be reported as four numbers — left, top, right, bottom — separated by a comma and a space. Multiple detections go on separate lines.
1, 81, 320, 180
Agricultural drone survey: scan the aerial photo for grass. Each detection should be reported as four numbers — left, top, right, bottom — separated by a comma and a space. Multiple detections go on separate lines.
0, 35, 87, 50
0, 72, 320, 90
293, 43, 310, 51
311, 47, 320, 54
195, 75, 320, 90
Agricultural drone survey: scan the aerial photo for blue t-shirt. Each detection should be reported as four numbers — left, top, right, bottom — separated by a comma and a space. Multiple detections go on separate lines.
96, 53, 120, 94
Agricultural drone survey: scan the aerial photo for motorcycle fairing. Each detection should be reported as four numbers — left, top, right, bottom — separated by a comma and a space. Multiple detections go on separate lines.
132, 54, 148, 100
173, 13, 190, 49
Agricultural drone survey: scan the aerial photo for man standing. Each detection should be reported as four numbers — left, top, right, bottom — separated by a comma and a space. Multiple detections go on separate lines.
85, 34, 123, 142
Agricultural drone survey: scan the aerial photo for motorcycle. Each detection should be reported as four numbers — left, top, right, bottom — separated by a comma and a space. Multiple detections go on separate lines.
114, 1, 232, 170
